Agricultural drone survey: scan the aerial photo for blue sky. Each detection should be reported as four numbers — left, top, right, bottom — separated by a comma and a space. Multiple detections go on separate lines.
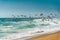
0, 0, 60, 18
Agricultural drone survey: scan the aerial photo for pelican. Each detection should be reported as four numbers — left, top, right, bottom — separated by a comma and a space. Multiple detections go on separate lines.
47, 13, 53, 21
40, 13, 45, 22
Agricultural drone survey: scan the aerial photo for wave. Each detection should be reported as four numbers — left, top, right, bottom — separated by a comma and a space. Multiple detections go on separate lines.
0, 18, 60, 39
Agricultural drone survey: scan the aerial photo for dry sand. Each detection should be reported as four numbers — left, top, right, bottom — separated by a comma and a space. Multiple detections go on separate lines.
28, 31, 60, 40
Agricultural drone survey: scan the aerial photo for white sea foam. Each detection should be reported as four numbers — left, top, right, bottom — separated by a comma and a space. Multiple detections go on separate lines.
0, 19, 60, 40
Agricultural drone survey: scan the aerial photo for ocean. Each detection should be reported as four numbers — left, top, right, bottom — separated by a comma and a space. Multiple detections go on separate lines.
0, 18, 40, 38
0, 18, 60, 39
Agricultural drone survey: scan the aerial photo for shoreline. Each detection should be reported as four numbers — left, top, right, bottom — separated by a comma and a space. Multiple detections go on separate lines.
0, 25, 60, 40
28, 31, 60, 40
13, 27, 60, 40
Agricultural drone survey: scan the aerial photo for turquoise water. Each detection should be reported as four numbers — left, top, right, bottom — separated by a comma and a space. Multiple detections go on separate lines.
0, 21, 36, 38
0, 18, 59, 38
0, 21, 50, 38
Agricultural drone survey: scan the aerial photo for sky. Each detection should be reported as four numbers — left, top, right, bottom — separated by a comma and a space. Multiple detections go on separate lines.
0, 0, 60, 18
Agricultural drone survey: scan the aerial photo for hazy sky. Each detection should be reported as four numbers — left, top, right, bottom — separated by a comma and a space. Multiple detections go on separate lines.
0, 0, 60, 18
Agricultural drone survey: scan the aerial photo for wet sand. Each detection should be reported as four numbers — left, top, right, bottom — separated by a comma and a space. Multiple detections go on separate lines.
28, 31, 60, 40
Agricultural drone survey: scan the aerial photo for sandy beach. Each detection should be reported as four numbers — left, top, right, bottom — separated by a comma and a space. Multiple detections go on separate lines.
28, 31, 60, 40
